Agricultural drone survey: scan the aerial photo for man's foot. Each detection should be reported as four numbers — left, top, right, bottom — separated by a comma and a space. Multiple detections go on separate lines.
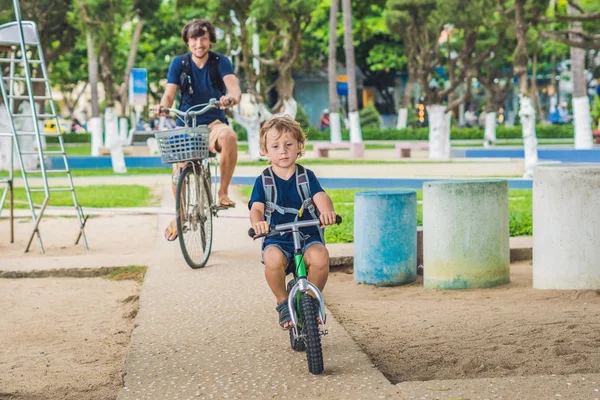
164, 219, 178, 241
218, 195, 236, 209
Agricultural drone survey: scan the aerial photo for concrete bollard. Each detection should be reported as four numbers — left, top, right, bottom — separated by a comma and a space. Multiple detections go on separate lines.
533, 164, 600, 289
423, 180, 510, 289
354, 190, 417, 286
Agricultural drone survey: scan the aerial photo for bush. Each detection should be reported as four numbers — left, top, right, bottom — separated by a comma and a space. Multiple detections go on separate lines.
359, 106, 381, 129
231, 120, 248, 141
295, 103, 311, 132
46, 133, 91, 144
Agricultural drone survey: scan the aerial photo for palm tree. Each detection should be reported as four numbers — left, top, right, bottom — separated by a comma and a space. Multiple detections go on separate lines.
341, 0, 362, 143
328, 0, 342, 143
568, 0, 593, 149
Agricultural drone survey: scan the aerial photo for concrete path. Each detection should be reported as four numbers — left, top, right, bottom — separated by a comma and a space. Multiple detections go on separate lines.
116, 184, 402, 399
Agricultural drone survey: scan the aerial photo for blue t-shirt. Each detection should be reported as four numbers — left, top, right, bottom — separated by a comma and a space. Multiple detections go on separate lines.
248, 167, 325, 251
166, 53, 234, 126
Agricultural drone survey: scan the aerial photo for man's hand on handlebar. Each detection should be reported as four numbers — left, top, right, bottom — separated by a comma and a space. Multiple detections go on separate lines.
219, 94, 236, 109
251, 221, 270, 237
152, 104, 169, 116
319, 211, 337, 229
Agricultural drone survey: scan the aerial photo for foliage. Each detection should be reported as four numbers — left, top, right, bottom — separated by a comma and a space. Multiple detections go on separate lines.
592, 95, 600, 130
295, 103, 311, 131
359, 105, 381, 129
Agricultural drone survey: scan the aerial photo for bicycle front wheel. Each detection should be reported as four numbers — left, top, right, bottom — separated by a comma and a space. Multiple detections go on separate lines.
176, 165, 213, 269
300, 293, 324, 375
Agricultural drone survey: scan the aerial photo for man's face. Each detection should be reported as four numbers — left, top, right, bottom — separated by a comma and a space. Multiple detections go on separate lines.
187, 30, 211, 59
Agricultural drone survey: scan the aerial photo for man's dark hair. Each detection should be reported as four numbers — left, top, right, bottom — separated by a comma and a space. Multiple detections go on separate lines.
181, 19, 217, 44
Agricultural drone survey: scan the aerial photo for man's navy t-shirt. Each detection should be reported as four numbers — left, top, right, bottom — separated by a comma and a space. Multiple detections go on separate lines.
166, 53, 234, 126
248, 167, 325, 251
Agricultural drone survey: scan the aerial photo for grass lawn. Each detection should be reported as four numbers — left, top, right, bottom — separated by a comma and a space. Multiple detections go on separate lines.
239, 187, 532, 243
2, 185, 158, 209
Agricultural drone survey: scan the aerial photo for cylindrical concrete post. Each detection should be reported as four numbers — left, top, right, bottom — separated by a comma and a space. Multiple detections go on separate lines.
533, 164, 600, 289
423, 180, 510, 289
354, 191, 417, 286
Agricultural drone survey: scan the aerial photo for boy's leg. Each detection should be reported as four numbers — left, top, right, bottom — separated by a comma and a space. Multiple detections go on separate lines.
303, 243, 330, 292
263, 246, 289, 304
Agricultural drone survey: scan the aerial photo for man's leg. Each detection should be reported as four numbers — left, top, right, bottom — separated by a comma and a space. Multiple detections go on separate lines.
165, 163, 183, 241
209, 122, 238, 206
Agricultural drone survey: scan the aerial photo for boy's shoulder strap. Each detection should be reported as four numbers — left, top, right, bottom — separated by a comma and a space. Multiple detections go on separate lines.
261, 166, 277, 225
295, 165, 324, 241
208, 50, 226, 96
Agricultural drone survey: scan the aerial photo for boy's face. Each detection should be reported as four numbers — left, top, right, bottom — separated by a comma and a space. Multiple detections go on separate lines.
264, 129, 300, 169
187, 30, 211, 60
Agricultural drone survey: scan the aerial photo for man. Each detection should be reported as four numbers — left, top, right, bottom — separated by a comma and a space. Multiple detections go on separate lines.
155, 18, 242, 241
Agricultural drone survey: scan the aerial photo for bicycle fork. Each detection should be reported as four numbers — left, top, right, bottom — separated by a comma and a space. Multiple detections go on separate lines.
288, 277, 328, 338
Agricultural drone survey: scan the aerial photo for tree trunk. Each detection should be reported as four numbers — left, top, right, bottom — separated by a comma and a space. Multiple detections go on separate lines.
428, 104, 451, 160
513, 0, 538, 178
99, 44, 115, 108
397, 67, 414, 129
568, 0, 593, 149
341, 0, 362, 143
119, 18, 145, 117
87, 31, 100, 118
328, 0, 342, 143
531, 52, 545, 123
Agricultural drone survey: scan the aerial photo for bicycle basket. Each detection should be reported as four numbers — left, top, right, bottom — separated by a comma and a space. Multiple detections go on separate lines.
154, 126, 209, 163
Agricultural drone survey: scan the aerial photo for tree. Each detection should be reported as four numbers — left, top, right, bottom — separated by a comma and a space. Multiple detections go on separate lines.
539, 0, 600, 50
328, 0, 342, 142
341, 0, 362, 143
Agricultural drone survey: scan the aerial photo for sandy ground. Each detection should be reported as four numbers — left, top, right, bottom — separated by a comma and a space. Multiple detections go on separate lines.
0, 277, 141, 400
325, 262, 600, 384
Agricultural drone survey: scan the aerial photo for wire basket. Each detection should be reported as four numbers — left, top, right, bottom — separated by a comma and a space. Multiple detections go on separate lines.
154, 126, 209, 163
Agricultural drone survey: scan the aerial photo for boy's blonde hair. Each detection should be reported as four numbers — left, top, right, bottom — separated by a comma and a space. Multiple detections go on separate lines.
259, 116, 307, 158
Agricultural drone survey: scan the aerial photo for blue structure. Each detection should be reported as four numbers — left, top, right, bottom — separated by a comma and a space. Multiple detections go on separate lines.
353, 190, 417, 286
452, 148, 600, 163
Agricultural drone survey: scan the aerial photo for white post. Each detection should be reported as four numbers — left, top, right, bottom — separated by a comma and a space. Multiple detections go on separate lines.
518, 95, 538, 179
483, 112, 497, 148
427, 104, 450, 160
396, 108, 408, 130
89, 117, 103, 157
330, 112, 342, 143
104, 107, 127, 173
573, 96, 593, 149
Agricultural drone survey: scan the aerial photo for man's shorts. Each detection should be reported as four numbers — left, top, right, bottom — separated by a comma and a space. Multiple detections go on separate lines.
207, 120, 234, 153
262, 239, 324, 276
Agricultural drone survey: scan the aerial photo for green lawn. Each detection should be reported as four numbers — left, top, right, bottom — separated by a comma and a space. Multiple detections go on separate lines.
240, 187, 532, 243
45, 145, 92, 156
2, 184, 157, 209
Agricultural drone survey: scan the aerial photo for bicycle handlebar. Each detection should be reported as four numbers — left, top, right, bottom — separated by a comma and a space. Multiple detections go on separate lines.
157, 98, 221, 121
248, 215, 342, 239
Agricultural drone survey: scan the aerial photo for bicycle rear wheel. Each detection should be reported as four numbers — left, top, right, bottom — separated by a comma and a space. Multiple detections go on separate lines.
300, 293, 324, 375
176, 165, 213, 269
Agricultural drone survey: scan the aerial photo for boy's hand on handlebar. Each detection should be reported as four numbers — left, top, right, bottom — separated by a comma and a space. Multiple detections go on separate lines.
252, 221, 270, 237
219, 95, 236, 109
319, 211, 337, 228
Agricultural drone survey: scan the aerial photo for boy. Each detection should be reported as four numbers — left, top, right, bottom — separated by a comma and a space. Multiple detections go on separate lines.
248, 117, 337, 330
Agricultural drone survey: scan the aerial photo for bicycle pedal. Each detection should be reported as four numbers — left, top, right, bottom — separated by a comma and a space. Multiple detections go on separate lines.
320, 329, 328, 336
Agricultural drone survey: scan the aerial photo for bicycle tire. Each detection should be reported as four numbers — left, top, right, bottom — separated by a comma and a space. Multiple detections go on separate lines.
300, 293, 324, 375
287, 280, 306, 352
176, 165, 213, 269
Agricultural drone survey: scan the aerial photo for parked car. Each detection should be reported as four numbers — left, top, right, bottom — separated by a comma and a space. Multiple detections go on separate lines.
43, 118, 71, 134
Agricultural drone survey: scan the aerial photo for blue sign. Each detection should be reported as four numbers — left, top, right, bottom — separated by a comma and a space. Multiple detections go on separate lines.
336, 81, 348, 97
129, 68, 148, 106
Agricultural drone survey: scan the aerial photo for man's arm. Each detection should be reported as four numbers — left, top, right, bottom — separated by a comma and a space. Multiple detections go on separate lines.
160, 83, 179, 108
221, 74, 242, 108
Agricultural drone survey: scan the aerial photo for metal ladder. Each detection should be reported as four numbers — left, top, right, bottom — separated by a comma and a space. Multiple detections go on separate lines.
0, 6, 89, 253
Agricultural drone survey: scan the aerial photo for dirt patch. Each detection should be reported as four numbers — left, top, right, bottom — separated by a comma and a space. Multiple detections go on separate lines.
325, 261, 600, 384
0, 276, 142, 400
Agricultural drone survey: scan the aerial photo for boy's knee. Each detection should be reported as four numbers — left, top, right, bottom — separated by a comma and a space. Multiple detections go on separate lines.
263, 247, 287, 270
305, 245, 329, 270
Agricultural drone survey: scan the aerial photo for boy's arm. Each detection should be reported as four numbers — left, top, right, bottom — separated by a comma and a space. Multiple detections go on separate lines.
250, 202, 270, 236
313, 192, 336, 227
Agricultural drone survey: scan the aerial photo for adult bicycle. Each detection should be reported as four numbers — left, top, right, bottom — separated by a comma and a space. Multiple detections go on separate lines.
154, 99, 222, 269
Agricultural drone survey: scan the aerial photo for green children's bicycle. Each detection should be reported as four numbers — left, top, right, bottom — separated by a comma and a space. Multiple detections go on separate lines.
249, 215, 342, 375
